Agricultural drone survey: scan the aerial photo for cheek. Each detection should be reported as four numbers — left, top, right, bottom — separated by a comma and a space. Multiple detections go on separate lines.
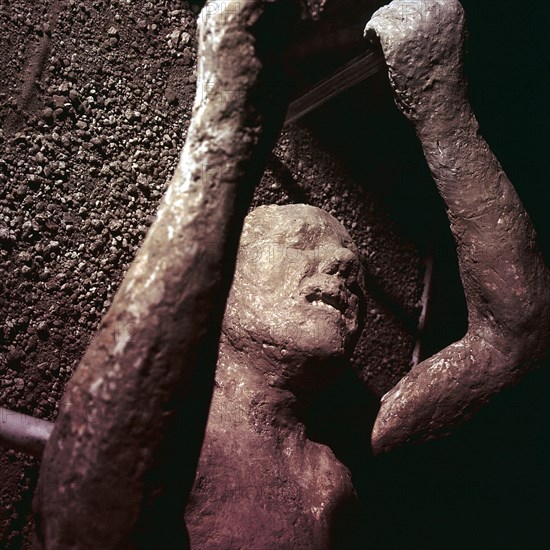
262, 261, 311, 297
278, 253, 308, 276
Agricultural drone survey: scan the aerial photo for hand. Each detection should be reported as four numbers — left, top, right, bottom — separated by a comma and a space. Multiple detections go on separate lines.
364, 0, 468, 125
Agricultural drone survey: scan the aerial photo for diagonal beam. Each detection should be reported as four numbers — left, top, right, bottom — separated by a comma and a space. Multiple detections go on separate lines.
284, 49, 385, 125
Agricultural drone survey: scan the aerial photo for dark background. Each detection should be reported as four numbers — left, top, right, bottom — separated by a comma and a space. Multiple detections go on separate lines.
360, 1, 550, 548
296, 1, 550, 548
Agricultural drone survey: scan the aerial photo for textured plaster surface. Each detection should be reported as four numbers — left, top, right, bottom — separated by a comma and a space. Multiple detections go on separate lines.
186, 204, 365, 549
365, 0, 550, 453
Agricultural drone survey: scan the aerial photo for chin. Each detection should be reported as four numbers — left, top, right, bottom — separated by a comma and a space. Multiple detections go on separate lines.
300, 315, 357, 358
286, 324, 353, 362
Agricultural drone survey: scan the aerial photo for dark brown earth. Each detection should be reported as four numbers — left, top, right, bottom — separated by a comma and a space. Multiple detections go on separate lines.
0, 1, 419, 545
1, 0, 549, 548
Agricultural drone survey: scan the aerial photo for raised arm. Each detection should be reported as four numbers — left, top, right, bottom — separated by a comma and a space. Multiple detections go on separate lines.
365, 0, 550, 454
33, 1, 298, 548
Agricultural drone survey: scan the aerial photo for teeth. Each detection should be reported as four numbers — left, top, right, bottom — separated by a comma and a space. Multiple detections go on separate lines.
311, 299, 337, 310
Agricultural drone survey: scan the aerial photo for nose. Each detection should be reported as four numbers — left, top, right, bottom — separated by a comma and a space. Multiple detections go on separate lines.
319, 246, 358, 279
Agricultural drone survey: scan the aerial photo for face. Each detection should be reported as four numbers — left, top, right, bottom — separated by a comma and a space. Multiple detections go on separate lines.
223, 205, 365, 365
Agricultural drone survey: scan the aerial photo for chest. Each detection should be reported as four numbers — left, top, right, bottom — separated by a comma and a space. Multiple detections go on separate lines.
185, 434, 356, 549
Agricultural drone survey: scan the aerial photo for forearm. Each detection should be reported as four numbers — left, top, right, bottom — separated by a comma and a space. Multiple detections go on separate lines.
366, 0, 550, 454
373, 110, 550, 453
415, 107, 550, 351
34, 1, 294, 547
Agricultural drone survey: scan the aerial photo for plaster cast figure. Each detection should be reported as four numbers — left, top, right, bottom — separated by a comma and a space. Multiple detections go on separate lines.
365, 0, 550, 453
186, 0, 550, 546
184, 204, 365, 549
32, 1, 550, 547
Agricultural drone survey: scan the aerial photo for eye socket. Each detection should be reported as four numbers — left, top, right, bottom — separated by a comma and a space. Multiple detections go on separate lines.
321, 248, 358, 279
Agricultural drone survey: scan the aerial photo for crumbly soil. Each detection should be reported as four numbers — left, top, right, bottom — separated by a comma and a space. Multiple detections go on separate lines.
2, 0, 546, 548
0, 1, 424, 544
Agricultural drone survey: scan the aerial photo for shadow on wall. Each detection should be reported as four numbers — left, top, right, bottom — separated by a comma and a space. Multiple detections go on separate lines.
366, 363, 550, 550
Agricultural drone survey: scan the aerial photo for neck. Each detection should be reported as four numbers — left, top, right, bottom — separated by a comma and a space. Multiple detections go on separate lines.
214, 335, 313, 437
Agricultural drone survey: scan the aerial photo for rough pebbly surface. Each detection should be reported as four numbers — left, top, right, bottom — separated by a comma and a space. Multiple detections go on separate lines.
0, 0, 421, 547
1, 2, 200, 546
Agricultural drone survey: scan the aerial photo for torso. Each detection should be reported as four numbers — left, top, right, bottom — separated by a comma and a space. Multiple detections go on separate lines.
184, 390, 357, 549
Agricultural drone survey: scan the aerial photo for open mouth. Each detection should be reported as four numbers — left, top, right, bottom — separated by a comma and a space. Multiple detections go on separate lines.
305, 288, 348, 314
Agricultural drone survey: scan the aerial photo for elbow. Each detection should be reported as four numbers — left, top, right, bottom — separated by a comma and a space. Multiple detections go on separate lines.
471, 295, 550, 375
469, 262, 550, 363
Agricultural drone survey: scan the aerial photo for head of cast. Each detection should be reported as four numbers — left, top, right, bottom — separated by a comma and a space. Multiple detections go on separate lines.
222, 204, 366, 391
